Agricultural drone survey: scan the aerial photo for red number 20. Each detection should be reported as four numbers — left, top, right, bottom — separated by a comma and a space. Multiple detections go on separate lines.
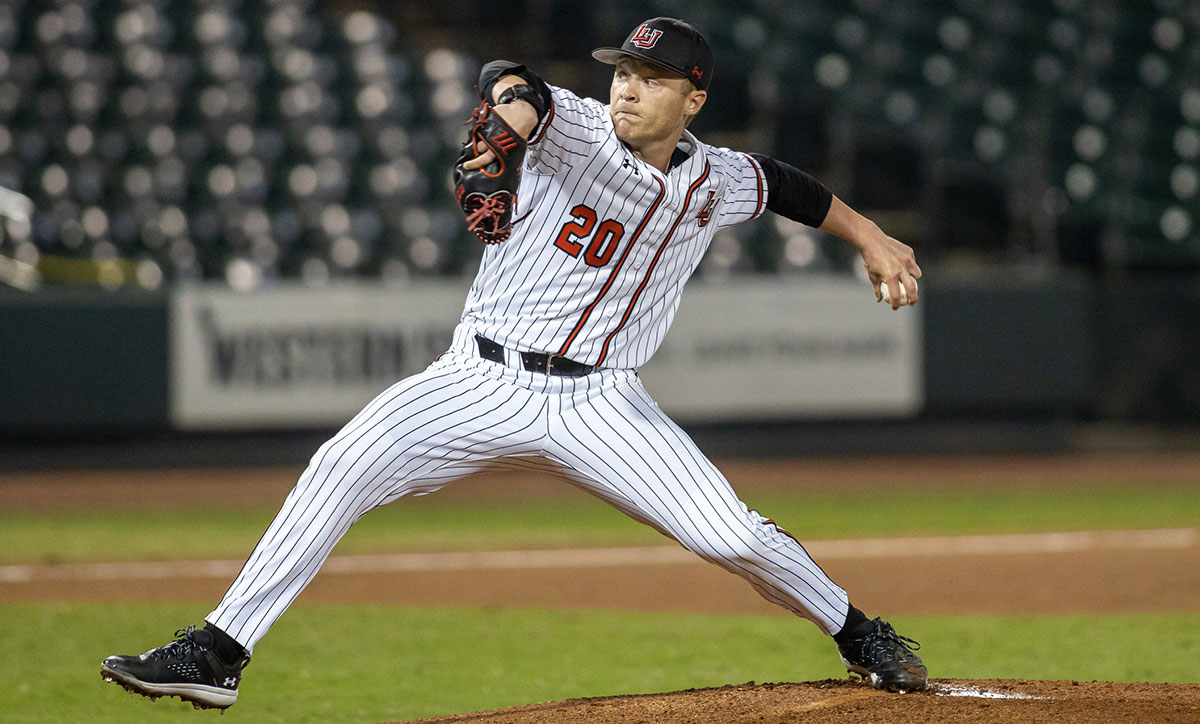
553, 204, 625, 268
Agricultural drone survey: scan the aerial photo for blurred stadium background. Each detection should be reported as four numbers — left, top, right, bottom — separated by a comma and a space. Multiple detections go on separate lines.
1, 0, 1199, 464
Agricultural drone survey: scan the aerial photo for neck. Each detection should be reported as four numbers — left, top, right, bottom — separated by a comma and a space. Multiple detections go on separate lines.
628, 132, 684, 173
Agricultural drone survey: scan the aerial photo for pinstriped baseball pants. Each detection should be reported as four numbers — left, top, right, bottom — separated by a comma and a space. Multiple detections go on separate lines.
208, 324, 850, 651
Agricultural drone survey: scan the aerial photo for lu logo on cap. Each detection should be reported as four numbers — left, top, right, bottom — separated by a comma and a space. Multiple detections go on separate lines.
629, 24, 663, 49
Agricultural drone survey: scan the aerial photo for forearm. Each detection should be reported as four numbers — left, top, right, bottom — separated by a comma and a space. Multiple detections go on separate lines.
818, 195, 881, 251
749, 153, 883, 250
489, 75, 527, 103
819, 195, 921, 307
488, 76, 540, 138
459, 67, 544, 171
478, 61, 551, 140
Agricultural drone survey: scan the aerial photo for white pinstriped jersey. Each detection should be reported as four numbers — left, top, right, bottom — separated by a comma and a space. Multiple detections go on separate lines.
462, 84, 769, 369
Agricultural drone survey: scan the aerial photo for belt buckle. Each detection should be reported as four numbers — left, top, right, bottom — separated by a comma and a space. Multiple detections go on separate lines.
543, 353, 562, 375
520, 350, 550, 374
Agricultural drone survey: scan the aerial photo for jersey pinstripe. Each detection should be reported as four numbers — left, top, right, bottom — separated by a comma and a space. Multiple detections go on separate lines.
462, 84, 767, 369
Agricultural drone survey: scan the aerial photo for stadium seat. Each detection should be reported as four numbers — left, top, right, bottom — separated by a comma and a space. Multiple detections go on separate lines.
2, 0, 1199, 284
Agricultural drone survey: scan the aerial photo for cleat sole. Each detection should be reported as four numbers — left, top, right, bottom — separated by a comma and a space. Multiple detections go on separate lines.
100, 663, 236, 710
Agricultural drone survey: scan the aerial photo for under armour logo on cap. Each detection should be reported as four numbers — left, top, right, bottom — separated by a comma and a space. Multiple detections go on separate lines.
592, 17, 714, 91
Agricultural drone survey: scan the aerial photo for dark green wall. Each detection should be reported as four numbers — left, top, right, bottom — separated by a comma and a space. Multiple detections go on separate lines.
0, 289, 168, 434
923, 270, 1094, 414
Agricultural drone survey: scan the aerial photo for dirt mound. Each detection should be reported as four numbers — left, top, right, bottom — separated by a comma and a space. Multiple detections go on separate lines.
397, 678, 1200, 724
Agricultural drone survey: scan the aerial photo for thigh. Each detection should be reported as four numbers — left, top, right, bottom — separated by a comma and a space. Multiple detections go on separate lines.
301, 356, 549, 514
545, 375, 761, 555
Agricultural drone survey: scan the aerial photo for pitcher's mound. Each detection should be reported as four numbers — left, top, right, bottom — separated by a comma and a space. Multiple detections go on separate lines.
397, 678, 1200, 724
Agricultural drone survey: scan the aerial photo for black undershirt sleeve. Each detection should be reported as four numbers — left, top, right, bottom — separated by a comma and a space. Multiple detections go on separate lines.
478, 60, 552, 127
749, 153, 834, 228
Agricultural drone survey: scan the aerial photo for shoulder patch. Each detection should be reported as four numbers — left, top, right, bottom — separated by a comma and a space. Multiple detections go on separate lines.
696, 190, 717, 227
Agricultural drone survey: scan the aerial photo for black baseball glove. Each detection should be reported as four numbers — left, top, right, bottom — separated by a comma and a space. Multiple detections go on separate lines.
453, 99, 527, 244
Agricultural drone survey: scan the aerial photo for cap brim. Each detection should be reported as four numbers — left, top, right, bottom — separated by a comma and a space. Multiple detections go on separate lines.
591, 47, 688, 80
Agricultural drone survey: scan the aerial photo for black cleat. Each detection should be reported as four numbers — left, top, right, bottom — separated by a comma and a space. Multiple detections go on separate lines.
101, 626, 250, 710
836, 617, 927, 692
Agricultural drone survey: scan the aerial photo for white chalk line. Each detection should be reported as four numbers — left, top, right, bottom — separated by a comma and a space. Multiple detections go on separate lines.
1, 528, 1196, 584
929, 683, 1047, 700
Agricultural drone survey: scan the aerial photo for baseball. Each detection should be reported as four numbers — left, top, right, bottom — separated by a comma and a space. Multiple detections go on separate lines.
879, 279, 914, 306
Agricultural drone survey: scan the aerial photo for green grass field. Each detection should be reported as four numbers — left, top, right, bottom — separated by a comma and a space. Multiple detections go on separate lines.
2, 479, 1198, 722
4, 484, 1199, 563
3, 604, 1198, 723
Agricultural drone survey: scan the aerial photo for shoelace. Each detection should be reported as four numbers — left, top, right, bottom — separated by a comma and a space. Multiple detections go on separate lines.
867, 619, 921, 656
149, 626, 201, 661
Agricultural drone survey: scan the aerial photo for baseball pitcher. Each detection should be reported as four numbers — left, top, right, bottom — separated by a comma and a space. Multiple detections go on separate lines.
102, 17, 926, 710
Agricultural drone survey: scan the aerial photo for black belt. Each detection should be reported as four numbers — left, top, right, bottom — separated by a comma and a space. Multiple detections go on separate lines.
474, 334, 596, 377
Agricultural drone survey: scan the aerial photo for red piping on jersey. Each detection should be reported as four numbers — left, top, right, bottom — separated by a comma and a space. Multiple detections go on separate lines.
762, 518, 796, 542
532, 97, 555, 145
741, 153, 765, 219
595, 161, 711, 365
557, 176, 667, 359
762, 516, 838, 584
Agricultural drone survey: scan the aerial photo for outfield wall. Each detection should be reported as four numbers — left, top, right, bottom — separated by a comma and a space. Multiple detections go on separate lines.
0, 288, 168, 434
6, 269, 1195, 438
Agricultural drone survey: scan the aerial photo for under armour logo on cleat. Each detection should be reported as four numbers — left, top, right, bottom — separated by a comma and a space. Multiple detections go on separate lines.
223, 677, 237, 687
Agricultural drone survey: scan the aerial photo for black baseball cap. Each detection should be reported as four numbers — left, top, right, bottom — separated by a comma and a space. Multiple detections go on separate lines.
592, 17, 713, 91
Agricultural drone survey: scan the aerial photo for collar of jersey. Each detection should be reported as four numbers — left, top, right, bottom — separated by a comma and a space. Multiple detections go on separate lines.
610, 123, 701, 174
669, 131, 699, 171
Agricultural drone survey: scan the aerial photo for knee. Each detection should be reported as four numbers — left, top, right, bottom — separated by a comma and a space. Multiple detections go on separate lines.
683, 528, 768, 566
297, 437, 392, 498
694, 516, 797, 567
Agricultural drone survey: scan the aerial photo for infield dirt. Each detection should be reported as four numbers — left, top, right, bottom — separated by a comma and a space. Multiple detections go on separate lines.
397, 678, 1200, 724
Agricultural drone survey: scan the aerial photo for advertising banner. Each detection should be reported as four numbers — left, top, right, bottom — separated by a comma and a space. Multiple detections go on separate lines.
170, 283, 465, 429
638, 278, 923, 421
170, 278, 922, 429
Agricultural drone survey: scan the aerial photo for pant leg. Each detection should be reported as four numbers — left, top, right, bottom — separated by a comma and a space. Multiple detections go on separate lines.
545, 371, 849, 634
207, 356, 547, 651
